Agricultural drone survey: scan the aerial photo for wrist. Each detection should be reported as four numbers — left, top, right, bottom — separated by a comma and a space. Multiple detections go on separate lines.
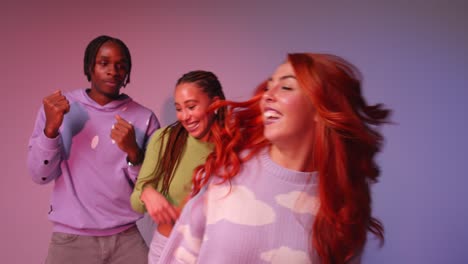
126, 148, 143, 166
141, 186, 156, 205
44, 128, 59, 138
126, 156, 142, 166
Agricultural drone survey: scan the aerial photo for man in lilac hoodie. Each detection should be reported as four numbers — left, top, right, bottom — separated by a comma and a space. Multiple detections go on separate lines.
27, 35, 160, 264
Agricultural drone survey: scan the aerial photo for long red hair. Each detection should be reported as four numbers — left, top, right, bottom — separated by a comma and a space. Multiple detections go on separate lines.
193, 53, 390, 263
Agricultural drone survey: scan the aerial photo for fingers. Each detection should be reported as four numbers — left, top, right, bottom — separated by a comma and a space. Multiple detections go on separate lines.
43, 90, 70, 114
111, 115, 133, 134
115, 115, 132, 128
48, 90, 62, 99
110, 124, 127, 138
166, 205, 180, 222
110, 115, 136, 148
141, 189, 180, 225
147, 198, 179, 225
44, 90, 64, 103
151, 211, 171, 225
150, 205, 179, 225
42, 90, 70, 138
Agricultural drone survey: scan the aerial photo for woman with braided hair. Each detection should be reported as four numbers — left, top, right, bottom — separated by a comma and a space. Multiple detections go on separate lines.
131, 70, 226, 263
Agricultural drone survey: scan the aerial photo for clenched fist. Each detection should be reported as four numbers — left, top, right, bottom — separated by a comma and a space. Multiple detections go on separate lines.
110, 115, 143, 164
43, 90, 70, 138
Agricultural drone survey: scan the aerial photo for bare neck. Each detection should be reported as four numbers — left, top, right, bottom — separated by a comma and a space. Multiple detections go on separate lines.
269, 143, 315, 172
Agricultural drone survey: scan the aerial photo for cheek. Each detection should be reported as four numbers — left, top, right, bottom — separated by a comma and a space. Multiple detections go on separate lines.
189, 110, 201, 119
286, 98, 315, 125
194, 106, 211, 120
90, 71, 97, 79
281, 97, 305, 114
294, 95, 314, 113
92, 70, 105, 81
175, 112, 184, 121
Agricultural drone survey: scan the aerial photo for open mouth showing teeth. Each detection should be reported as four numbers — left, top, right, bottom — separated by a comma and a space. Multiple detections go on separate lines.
264, 110, 281, 120
185, 123, 199, 130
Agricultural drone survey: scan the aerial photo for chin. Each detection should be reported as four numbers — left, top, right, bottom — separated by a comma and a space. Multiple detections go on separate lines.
263, 132, 277, 142
191, 129, 210, 141
189, 131, 202, 139
264, 130, 292, 144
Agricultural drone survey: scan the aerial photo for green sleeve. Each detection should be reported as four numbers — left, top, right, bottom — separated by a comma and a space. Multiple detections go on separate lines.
130, 128, 164, 213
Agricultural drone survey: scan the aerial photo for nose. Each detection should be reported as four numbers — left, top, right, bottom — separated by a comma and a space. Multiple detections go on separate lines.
106, 64, 119, 76
263, 85, 277, 102
181, 109, 191, 121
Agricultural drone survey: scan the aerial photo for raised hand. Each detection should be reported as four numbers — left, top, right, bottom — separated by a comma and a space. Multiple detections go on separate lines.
43, 90, 70, 138
110, 115, 142, 164
141, 187, 179, 225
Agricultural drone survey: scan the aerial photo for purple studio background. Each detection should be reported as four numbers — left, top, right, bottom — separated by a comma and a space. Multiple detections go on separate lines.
2, 0, 467, 263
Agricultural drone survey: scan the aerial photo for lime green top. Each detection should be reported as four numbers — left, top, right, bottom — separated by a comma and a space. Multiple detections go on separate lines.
130, 126, 213, 213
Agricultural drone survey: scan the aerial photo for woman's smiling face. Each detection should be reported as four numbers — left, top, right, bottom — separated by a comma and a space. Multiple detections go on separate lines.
261, 62, 316, 145
174, 82, 216, 141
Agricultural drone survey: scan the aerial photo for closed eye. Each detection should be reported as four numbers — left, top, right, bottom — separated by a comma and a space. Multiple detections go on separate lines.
98, 61, 109, 66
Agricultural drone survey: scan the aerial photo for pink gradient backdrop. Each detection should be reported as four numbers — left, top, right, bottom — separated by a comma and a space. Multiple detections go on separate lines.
2, 0, 467, 263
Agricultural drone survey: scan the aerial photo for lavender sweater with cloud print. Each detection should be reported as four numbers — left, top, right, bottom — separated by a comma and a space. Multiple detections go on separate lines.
156, 148, 345, 264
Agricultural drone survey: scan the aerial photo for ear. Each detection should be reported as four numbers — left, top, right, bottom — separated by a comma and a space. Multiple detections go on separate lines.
211, 96, 220, 103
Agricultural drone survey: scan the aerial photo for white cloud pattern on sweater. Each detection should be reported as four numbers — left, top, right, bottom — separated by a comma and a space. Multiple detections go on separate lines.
206, 184, 275, 226
260, 246, 312, 264
177, 224, 202, 253
275, 191, 319, 215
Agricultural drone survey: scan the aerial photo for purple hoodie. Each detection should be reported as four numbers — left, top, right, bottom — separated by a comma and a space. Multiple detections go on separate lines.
27, 89, 160, 236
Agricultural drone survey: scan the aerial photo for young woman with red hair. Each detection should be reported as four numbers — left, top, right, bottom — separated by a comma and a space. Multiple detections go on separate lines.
157, 53, 390, 264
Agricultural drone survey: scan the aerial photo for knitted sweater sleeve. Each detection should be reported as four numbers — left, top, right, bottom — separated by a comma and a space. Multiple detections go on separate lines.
27, 106, 63, 184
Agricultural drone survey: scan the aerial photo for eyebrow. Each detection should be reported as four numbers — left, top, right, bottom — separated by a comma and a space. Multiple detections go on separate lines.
268, 75, 297, 81
174, 99, 199, 106
96, 55, 128, 63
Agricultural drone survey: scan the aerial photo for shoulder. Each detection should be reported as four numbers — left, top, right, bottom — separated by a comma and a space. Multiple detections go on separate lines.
62, 88, 85, 101
127, 100, 155, 116
117, 93, 155, 115
120, 96, 160, 129
148, 125, 172, 143
153, 125, 171, 136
